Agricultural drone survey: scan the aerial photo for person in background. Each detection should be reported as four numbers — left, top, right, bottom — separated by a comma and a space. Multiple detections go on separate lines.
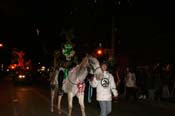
89, 62, 118, 116
114, 67, 121, 90
113, 67, 121, 102
124, 66, 137, 102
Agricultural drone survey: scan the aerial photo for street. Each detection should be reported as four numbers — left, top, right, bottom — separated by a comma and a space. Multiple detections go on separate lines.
0, 76, 175, 116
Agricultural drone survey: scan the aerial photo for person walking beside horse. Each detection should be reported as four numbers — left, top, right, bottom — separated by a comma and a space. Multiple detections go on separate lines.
89, 62, 118, 116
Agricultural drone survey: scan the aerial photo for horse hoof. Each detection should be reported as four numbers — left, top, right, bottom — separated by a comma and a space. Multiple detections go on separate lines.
51, 108, 54, 112
58, 109, 61, 114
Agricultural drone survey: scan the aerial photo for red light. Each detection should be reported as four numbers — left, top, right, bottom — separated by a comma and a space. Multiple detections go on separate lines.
96, 49, 103, 55
0, 43, 3, 47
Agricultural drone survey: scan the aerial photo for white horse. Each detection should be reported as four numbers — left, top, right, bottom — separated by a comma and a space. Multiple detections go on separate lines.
61, 55, 103, 116
49, 66, 59, 113
50, 64, 66, 113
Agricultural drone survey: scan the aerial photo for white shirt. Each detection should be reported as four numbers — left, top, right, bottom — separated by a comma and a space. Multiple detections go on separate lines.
89, 71, 118, 101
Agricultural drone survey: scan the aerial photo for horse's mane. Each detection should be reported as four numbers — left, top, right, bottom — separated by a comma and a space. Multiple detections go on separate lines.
79, 56, 88, 68
74, 56, 88, 76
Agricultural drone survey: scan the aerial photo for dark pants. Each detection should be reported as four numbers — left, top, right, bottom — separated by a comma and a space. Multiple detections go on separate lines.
125, 87, 137, 101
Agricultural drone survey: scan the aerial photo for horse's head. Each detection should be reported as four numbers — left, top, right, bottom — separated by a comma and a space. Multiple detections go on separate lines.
87, 55, 103, 80
76, 54, 103, 80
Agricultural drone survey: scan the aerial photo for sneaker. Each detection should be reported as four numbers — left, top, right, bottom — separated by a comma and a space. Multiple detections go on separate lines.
138, 95, 143, 99
143, 95, 146, 99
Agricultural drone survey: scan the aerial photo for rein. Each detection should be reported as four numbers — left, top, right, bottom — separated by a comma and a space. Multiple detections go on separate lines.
67, 66, 85, 85
93, 67, 101, 73
67, 58, 101, 86
68, 74, 82, 85
89, 62, 101, 74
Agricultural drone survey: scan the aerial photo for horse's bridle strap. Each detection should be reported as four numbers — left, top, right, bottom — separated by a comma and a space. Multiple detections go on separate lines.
93, 67, 101, 73
68, 75, 85, 85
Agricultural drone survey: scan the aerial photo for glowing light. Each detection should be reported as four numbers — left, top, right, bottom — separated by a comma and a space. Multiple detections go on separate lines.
26, 66, 30, 70
96, 49, 103, 55
10, 64, 17, 70
41, 66, 46, 71
14, 50, 25, 68
0, 43, 3, 47
18, 75, 26, 79
11, 66, 15, 69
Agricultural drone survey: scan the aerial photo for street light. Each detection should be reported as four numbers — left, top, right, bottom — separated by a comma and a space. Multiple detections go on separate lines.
96, 49, 103, 56
0, 43, 3, 48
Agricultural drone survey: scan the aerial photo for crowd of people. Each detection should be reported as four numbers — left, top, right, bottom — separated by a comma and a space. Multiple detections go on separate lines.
112, 63, 175, 102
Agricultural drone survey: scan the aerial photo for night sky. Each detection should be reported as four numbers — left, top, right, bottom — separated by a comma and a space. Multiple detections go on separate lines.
1, 0, 175, 65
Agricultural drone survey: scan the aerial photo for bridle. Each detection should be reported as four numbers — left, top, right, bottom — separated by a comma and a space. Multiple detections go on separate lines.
67, 59, 101, 86
90, 65, 101, 74
88, 60, 101, 74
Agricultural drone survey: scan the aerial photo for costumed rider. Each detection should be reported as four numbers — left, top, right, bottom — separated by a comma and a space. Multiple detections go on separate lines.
62, 40, 75, 69
60, 35, 76, 91
61, 40, 76, 76
62, 41, 75, 62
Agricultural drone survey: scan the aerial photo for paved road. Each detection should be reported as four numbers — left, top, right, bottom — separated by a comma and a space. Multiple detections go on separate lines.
1, 77, 175, 116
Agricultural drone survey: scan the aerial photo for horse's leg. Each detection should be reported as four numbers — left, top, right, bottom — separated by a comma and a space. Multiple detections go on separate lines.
57, 95, 62, 114
77, 94, 86, 116
50, 89, 55, 112
68, 93, 73, 116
